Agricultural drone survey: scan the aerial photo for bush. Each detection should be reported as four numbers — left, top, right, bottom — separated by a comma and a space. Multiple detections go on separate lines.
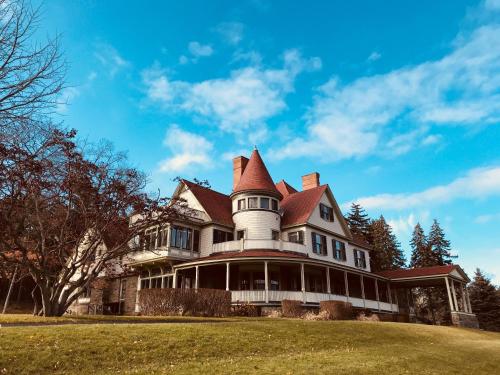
319, 301, 353, 320
357, 312, 380, 322
303, 310, 330, 321
282, 299, 303, 318
139, 288, 231, 317
232, 303, 259, 317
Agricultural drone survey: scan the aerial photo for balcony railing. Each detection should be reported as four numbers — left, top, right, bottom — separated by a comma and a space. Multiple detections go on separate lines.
212, 239, 307, 254
127, 246, 199, 264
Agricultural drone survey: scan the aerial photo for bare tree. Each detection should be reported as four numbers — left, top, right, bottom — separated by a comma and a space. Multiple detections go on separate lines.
0, 0, 65, 126
0, 128, 189, 316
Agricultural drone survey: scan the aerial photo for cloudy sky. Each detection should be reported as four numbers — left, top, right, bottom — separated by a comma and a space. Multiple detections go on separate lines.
39, 0, 500, 283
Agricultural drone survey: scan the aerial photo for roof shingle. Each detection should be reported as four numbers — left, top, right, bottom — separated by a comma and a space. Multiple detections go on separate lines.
280, 185, 327, 227
375, 265, 456, 279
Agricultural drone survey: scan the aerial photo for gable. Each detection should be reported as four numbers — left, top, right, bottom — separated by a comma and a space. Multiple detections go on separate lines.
306, 189, 350, 237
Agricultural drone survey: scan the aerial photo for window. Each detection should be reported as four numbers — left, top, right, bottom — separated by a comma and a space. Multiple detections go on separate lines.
237, 230, 245, 240
193, 230, 200, 252
271, 230, 280, 240
260, 197, 270, 209
354, 249, 367, 269
311, 232, 327, 255
158, 227, 169, 247
272, 199, 278, 211
288, 231, 304, 244
119, 279, 127, 301
170, 226, 192, 250
238, 199, 246, 210
248, 197, 258, 208
144, 228, 157, 250
213, 229, 233, 244
333, 240, 346, 261
319, 203, 334, 222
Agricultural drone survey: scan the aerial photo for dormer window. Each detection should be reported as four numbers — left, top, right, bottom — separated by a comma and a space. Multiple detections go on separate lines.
319, 203, 334, 222
260, 197, 270, 209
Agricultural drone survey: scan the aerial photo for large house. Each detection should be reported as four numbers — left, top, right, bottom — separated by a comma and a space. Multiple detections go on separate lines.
75, 149, 478, 327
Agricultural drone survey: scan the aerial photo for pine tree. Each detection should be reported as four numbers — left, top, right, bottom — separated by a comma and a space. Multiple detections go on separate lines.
369, 216, 406, 271
345, 203, 371, 241
428, 219, 452, 266
409, 223, 433, 267
469, 269, 500, 332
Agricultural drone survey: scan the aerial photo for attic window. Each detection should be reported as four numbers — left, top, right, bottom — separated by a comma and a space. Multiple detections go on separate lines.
319, 203, 334, 222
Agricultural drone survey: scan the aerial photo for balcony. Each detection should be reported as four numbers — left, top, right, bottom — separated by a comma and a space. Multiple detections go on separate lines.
127, 246, 199, 265
212, 239, 307, 254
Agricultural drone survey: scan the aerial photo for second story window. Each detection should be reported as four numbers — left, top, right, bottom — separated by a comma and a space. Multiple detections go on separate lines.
311, 232, 327, 256
333, 240, 346, 261
248, 197, 258, 208
272, 199, 278, 211
319, 203, 334, 222
144, 228, 157, 250
288, 231, 304, 244
170, 226, 192, 250
260, 197, 270, 209
354, 249, 367, 269
213, 229, 234, 244
237, 230, 245, 240
271, 230, 280, 240
238, 199, 246, 210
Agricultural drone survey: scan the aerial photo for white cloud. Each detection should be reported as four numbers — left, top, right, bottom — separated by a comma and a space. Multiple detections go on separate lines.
143, 49, 321, 135
179, 55, 189, 65
94, 43, 130, 77
214, 22, 244, 45
349, 165, 500, 210
421, 134, 442, 146
367, 51, 381, 62
188, 41, 213, 57
271, 24, 500, 161
485, 0, 500, 10
386, 211, 430, 237
474, 212, 500, 223
56, 87, 80, 114
158, 125, 213, 173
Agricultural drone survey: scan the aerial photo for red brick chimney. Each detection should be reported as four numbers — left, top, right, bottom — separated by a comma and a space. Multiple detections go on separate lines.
302, 172, 320, 190
233, 156, 249, 190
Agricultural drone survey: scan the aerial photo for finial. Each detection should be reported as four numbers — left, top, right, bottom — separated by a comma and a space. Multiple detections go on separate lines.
254, 145, 257, 150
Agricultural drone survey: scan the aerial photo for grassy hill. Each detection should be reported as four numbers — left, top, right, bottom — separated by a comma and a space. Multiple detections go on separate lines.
0, 316, 499, 374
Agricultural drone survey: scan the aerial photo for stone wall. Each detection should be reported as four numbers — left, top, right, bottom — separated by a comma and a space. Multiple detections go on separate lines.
451, 312, 479, 329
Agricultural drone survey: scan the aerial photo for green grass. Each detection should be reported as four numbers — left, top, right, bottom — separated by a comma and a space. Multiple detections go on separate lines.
0, 317, 499, 374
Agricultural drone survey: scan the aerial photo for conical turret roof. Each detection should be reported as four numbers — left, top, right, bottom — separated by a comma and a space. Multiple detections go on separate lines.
232, 149, 282, 198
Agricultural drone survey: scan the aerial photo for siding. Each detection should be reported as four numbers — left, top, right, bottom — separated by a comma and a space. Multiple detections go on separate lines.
307, 192, 347, 236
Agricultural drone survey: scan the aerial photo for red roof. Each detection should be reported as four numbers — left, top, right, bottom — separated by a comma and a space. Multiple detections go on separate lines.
275, 180, 298, 198
280, 185, 327, 226
233, 149, 282, 198
182, 180, 233, 227
376, 265, 456, 279
197, 249, 308, 261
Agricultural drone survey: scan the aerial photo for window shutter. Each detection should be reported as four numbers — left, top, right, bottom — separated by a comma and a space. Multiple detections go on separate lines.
298, 231, 304, 244
321, 235, 327, 255
329, 207, 334, 222
193, 230, 200, 252
311, 232, 317, 253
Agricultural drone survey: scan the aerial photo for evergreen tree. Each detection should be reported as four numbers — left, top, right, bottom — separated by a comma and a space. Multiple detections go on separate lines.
428, 219, 452, 266
345, 203, 371, 241
469, 269, 500, 332
409, 223, 433, 267
369, 216, 406, 271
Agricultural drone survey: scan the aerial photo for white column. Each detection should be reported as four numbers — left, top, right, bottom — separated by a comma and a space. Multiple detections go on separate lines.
344, 271, 350, 302
361, 275, 366, 308
195, 266, 199, 290
301, 263, 306, 303
173, 269, 178, 289
460, 283, 467, 312
264, 261, 269, 303
466, 287, 472, 313
375, 279, 380, 311
326, 267, 331, 294
135, 275, 141, 313
226, 262, 230, 291
444, 277, 454, 312
451, 279, 458, 312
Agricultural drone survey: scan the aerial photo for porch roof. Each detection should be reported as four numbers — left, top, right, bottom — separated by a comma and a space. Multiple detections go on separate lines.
199, 249, 308, 261
375, 265, 470, 287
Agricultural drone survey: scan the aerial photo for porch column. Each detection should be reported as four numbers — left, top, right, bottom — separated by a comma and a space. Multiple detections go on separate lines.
360, 275, 366, 308
344, 271, 350, 302
460, 283, 467, 312
466, 287, 472, 313
173, 269, 178, 289
301, 263, 306, 303
375, 279, 380, 311
161, 267, 165, 288
326, 267, 331, 294
225, 262, 230, 291
135, 276, 141, 313
264, 261, 269, 303
195, 266, 199, 290
444, 277, 454, 311
451, 279, 459, 312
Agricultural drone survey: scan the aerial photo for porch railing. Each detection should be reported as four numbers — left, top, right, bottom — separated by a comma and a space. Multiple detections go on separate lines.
212, 239, 307, 254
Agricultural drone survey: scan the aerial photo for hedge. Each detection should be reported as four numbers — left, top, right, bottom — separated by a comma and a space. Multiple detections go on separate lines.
139, 288, 231, 317
319, 301, 353, 320
282, 299, 303, 318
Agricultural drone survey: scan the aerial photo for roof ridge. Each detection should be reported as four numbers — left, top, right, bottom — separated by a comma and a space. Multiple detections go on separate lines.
182, 179, 230, 198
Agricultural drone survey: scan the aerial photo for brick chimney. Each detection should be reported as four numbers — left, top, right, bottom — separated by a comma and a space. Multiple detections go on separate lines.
302, 172, 320, 190
233, 156, 249, 190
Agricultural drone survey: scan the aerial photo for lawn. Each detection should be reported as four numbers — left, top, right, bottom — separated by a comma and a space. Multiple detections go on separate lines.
0, 317, 499, 374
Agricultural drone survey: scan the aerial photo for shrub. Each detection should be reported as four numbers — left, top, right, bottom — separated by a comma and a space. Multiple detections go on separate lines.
319, 301, 353, 320
303, 310, 329, 321
357, 312, 380, 322
139, 288, 231, 317
266, 309, 282, 318
282, 299, 303, 318
232, 303, 259, 317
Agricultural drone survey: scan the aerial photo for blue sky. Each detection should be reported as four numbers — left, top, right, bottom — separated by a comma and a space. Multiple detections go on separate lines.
39, 0, 500, 283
